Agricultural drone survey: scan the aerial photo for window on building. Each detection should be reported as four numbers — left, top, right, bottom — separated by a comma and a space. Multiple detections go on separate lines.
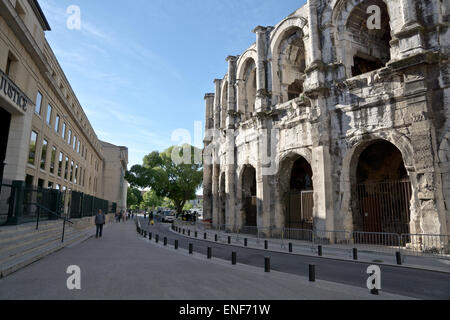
58, 152, 63, 177
35, 92, 43, 115
28, 131, 38, 166
40, 139, 48, 170
56, 184, 61, 190
46, 105, 52, 125
48, 181, 54, 189
77, 140, 81, 153
74, 164, 78, 184
38, 179, 44, 189
70, 160, 74, 182
50, 146, 56, 174
67, 129, 72, 145
73, 135, 77, 150
64, 156, 69, 180
62, 123, 66, 140
55, 115, 60, 133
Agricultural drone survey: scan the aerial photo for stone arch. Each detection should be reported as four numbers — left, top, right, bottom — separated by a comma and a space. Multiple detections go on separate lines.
236, 52, 257, 119
219, 171, 226, 226
338, 131, 418, 233
275, 148, 314, 230
239, 164, 257, 227
269, 16, 308, 105
330, 0, 394, 78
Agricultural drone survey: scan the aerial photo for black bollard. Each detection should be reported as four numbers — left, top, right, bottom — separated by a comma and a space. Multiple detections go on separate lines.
318, 245, 323, 256
309, 264, 316, 282
244, 238, 248, 247
215, 234, 218, 242
265, 240, 268, 250
188, 230, 191, 236
232, 252, 237, 265
289, 243, 293, 253
265, 257, 270, 273
204, 233, 207, 240
195, 231, 198, 238
155, 235, 159, 243
175, 240, 179, 250
183, 229, 185, 235
396, 252, 402, 265
207, 247, 212, 259
149, 232, 152, 241
353, 248, 358, 260
228, 236, 231, 244
164, 237, 168, 246
189, 243, 193, 255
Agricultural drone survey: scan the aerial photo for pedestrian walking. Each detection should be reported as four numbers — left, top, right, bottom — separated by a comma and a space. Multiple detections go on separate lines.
95, 209, 106, 238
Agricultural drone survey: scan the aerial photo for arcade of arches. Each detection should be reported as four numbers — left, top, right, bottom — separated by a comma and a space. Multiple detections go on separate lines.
202, 0, 449, 241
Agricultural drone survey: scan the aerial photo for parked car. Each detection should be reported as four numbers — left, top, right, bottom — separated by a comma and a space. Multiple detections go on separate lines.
162, 211, 175, 223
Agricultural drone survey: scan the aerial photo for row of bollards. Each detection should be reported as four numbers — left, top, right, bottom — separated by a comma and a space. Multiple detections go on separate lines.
170, 226, 402, 267
142, 228, 321, 283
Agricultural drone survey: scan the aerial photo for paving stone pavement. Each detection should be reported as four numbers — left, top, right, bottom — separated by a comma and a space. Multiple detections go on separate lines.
0, 221, 414, 300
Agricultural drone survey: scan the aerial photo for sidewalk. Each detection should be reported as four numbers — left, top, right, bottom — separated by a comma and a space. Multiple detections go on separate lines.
0, 221, 413, 300
172, 223, 450, 274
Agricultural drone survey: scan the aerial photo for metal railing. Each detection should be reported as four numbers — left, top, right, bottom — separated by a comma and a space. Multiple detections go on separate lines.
32, 202, 74, 243
173, 219, 450, 258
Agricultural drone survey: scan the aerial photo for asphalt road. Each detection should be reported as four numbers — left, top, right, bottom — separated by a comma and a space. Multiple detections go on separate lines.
140, 219, 450, 300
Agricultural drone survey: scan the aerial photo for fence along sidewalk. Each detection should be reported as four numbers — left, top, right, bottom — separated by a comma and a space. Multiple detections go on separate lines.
173, 220, 450, 258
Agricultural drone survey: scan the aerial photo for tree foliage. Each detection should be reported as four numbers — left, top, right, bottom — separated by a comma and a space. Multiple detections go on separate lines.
126, 145, 203, 214
127, 187, 143, 210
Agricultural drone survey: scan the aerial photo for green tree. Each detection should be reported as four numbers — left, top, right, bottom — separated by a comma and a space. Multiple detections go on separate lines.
126, 145, 203, 214
127, 187, 143, 210
141, 190, 164, 210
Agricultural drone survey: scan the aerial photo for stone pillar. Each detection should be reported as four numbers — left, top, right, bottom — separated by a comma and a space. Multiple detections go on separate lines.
203, 93, 215, 223
393, 0, 424, 58
307, 0, 322, 67
225, 56, 238, 228
212, 162, 220, 228
252, 26, 269, 113
304, 0, 324, 94
213, 79, 222, 130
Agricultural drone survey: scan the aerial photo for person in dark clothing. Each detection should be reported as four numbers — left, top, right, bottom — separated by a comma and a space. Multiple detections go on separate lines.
95, 209, 106, 238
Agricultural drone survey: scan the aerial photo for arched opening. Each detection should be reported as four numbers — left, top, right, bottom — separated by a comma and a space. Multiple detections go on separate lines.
354, 140, 412, 235
219, 172, 226, 226
285, 156, 314, 230
243, 59, 256, 119
241, 165, 257, 227
276, 27, 306, 103
347, 0, 392, 77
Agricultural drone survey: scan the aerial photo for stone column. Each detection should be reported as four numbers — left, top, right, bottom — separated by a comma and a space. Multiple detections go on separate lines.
212, 162, 220, 227
203, 93, 215, 223
225, 56, 238, 228
393, 0, 424, 58
252, 26, 269, 113
213, 79, 222, 130
307, 0, 322, 67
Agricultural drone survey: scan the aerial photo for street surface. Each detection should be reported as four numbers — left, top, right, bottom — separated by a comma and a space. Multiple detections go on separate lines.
0, 220, 415, 300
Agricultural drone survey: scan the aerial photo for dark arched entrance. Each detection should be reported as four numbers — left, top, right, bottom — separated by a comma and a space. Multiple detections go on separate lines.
219, 172, 226, 226
354, 140, 412, 235
241, 165, 257, 227
286, 156, 314, 230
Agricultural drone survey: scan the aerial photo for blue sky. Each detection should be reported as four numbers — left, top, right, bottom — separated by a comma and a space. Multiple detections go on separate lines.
40, 0, 306, 168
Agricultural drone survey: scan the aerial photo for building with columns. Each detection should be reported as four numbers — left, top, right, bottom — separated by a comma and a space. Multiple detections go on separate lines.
0, 0, 128, 224
203, 0, 449, 242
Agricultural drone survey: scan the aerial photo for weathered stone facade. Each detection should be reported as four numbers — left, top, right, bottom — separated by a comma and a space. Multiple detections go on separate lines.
203, 0, 449, 238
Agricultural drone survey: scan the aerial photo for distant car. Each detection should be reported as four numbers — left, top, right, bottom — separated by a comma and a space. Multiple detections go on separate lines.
162, 211, 175, 223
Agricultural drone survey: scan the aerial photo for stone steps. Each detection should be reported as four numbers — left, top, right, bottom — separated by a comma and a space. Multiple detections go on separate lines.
0, 221, 92, 278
